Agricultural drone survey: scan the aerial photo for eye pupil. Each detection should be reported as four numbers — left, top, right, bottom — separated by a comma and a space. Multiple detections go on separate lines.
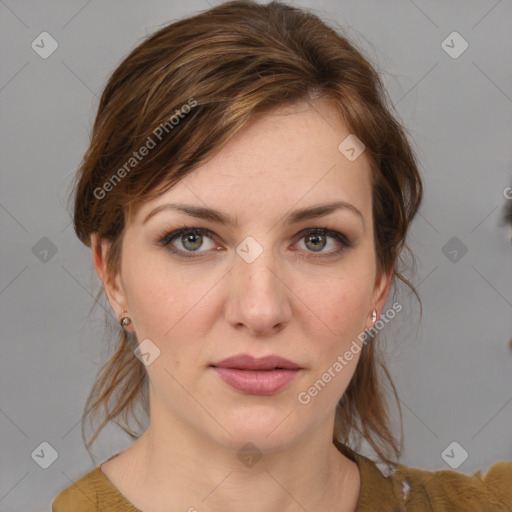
305, 234, 326, 252
183, 233, 202, 251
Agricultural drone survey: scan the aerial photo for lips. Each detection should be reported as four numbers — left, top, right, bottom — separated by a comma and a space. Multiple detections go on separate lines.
211, 354, 302, 371
210, 354, 302, 395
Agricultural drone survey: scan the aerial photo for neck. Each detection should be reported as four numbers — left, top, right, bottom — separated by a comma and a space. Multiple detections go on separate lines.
117, 408, 360, 512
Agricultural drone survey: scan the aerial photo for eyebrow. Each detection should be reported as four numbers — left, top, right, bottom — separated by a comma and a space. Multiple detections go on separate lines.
142, 201, 365, 230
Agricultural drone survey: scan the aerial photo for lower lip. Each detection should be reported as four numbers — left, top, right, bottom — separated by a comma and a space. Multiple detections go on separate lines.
211, 367, 301, 395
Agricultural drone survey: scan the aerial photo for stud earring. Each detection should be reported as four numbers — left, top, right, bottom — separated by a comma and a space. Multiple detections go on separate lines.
120, 311, 131, 328
371, 309, 377, 324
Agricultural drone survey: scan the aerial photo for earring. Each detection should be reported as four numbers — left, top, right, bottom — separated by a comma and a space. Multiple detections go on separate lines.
371, 309, 377, 324
120, 311, 131, 328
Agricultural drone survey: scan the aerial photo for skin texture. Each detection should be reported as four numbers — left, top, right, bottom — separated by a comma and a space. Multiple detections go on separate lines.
92, 98, 393, 512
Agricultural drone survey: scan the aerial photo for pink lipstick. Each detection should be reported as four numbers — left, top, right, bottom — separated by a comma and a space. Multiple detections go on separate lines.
211, 354, 302, 395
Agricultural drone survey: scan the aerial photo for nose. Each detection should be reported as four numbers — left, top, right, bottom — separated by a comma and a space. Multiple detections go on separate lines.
225, 244, 293, 336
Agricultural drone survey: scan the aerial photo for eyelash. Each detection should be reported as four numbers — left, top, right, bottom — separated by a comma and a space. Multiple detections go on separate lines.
157, 226, 353, 259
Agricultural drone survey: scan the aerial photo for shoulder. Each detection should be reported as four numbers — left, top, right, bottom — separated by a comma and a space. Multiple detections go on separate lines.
52, 466, 140, 512
334, 441, 512, 512
398, 459, 512, 511
363, 455, 512, 511
52, 467, 102, 511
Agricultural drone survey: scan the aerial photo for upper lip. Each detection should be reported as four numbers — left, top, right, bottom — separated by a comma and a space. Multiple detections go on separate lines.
211, 354, 302, 370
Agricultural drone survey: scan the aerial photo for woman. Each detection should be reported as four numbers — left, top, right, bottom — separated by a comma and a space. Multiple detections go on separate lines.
53, 1, 512, 510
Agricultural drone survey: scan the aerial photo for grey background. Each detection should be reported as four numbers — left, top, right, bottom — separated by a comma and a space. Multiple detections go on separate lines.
1, 0, 511, 510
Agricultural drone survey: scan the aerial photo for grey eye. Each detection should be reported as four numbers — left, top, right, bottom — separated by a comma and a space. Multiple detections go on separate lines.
304, 233, 327, 252
180, 232, 204, 251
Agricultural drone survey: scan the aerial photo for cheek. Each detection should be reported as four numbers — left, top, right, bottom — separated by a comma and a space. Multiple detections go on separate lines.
121, 253, 220, 339
302, 266, 374, 341
300, 279, 371, 404
120, 253, 178, 333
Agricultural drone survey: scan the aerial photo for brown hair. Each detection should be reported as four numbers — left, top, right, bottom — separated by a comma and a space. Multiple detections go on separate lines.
73, 0, 423, 465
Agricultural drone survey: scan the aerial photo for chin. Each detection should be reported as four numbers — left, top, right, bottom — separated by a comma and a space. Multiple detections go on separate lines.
209, 406, 304, 453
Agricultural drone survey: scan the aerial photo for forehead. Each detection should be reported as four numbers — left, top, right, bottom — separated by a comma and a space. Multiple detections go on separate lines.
136, 99, 373, 223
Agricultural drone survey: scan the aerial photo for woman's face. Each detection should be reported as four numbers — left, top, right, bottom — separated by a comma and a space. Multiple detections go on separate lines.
95, 98, 392, 453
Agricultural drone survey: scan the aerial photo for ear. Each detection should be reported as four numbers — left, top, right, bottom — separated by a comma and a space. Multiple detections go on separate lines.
91, 233, 131, 329
364, 268, 394, 331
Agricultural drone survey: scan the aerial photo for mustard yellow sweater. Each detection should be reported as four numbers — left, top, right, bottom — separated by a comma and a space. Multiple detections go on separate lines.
53, 439, 512, 511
